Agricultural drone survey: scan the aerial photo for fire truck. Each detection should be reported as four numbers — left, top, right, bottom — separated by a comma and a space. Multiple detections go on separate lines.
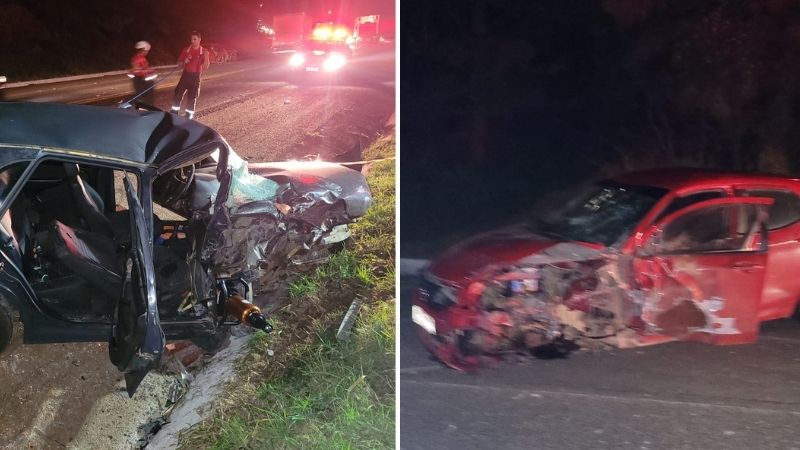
271, 13, 314, 53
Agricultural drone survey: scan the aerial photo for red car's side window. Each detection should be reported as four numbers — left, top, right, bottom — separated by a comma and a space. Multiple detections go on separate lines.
737, 189, 800, 230
655, 203, 762, 254
654, 190, 725, 223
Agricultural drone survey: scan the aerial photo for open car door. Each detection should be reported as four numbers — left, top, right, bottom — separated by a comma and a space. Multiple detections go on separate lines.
109, 174, 165, 396
634, 197, 772, 345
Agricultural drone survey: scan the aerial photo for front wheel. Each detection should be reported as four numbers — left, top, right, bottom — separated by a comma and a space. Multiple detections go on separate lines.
415, 325, 479, 372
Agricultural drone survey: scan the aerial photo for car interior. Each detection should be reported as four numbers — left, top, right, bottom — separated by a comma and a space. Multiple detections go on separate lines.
0, 159, 201, 323
658, 203, 758, 254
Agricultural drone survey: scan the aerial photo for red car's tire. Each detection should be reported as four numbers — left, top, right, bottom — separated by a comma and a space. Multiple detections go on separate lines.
415, 325, 479, 372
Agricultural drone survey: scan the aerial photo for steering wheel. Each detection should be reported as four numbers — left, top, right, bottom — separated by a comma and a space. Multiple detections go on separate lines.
158, 163, 196, 206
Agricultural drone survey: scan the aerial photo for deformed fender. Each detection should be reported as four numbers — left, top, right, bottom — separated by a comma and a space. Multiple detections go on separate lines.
0, 296, 12, 353
0, 253, 40, 339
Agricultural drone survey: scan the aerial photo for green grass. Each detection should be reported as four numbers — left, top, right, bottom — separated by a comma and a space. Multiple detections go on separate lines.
287, 250, 376, 301
180, 133, 396, 450
201, 303, 394, 450
236, 302, 395, 450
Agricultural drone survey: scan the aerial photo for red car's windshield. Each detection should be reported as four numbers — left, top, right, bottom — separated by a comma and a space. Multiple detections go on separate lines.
532, 181, 667, 247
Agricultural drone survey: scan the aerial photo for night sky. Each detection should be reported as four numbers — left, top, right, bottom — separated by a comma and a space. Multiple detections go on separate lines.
400, 0, 800, 253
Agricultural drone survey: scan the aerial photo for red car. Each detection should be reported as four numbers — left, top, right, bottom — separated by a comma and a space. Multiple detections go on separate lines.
412, 168, 800, 370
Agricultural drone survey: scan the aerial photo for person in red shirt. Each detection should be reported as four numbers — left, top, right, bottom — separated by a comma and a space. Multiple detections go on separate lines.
129, 41, 157, 107
171, 31, 210, 120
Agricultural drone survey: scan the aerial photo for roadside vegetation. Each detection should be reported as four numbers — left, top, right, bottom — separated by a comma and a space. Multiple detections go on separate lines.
179, 133, 396, 449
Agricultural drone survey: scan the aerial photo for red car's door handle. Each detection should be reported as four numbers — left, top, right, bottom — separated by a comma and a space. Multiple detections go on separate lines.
732, 261, 764, 272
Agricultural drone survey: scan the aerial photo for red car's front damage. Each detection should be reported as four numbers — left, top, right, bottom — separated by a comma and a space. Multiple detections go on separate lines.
413, 197, 775, 370
413, 238, 635, 371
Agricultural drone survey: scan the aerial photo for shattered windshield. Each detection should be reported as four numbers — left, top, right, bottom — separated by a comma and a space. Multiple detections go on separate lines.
532, 181, 667, 247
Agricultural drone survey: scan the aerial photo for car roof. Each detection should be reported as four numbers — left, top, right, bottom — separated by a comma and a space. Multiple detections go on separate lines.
0, 102, 225, 166
610, 167, 800, 191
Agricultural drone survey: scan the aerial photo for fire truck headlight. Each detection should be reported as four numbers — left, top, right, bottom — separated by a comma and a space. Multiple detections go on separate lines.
323, 53, 347, 72
289, 53, 305, 67
333, 28, 349, 40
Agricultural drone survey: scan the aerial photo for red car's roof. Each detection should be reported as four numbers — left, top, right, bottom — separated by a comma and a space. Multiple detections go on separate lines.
611, 167, 800, 191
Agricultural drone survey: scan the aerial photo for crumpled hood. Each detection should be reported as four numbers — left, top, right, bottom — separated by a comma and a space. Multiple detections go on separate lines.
248, 160, 373, 217
429, 226, 555, 283
428, 225, 605, 283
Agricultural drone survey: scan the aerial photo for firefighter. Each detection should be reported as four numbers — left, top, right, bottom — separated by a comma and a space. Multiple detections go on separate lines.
171, 30, 210, 120
130, 41, 157, 107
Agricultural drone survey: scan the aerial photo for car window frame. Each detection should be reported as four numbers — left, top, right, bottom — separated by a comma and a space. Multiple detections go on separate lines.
653, 189, 728, 223
640, 197, 773, 257
626, 187, 731, 254
0, 153, 145, 218
734, 187, 800, 231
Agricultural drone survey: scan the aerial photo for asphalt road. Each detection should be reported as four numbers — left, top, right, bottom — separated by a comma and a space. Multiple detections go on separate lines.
0, 50, 395, 449
399, 275, 800, 450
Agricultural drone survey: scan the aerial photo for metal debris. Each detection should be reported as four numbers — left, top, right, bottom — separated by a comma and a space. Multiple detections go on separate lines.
336, 298, 363, 342
165, 379, 184, 408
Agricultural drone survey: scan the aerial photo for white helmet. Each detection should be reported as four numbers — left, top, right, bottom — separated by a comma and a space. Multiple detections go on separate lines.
135, 41, 151, 51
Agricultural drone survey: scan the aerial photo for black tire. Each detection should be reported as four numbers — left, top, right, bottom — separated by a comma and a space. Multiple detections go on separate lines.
0, 298, 13, 354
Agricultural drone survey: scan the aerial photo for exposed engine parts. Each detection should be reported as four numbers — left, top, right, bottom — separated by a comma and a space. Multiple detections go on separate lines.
223, 291, 273, 333
455, 258, 634, 359
154, 160, 372, 334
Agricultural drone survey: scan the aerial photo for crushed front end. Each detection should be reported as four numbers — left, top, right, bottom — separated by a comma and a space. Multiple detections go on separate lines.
413, 243, 642, 370
414, 234, 765, 371
152, 147, 372, 339
199, 159, 372, 292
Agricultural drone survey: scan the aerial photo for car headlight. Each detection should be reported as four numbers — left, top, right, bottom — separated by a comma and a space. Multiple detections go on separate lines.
322, 53, 347, 72
419, 271, 457, 310
289, 53, 305, 67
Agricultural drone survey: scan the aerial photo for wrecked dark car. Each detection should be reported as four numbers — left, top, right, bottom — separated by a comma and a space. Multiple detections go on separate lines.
0, 102, 372, 394
413, 169, 800, 370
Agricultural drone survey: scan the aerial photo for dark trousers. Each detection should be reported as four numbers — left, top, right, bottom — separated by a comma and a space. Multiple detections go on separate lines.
172, 72, 201, 113
132, 77, 155, 107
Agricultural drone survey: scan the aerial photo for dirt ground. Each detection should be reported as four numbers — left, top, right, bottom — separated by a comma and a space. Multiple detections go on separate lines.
0, 321, 122, 448
0, 55, 395, 448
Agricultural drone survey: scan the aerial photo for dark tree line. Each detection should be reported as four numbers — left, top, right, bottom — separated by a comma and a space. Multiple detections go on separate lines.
0, 0, 268, 80
401, 0, 800, 245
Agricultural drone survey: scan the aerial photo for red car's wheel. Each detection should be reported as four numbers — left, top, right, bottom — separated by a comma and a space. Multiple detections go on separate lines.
415, 325, 479, 372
